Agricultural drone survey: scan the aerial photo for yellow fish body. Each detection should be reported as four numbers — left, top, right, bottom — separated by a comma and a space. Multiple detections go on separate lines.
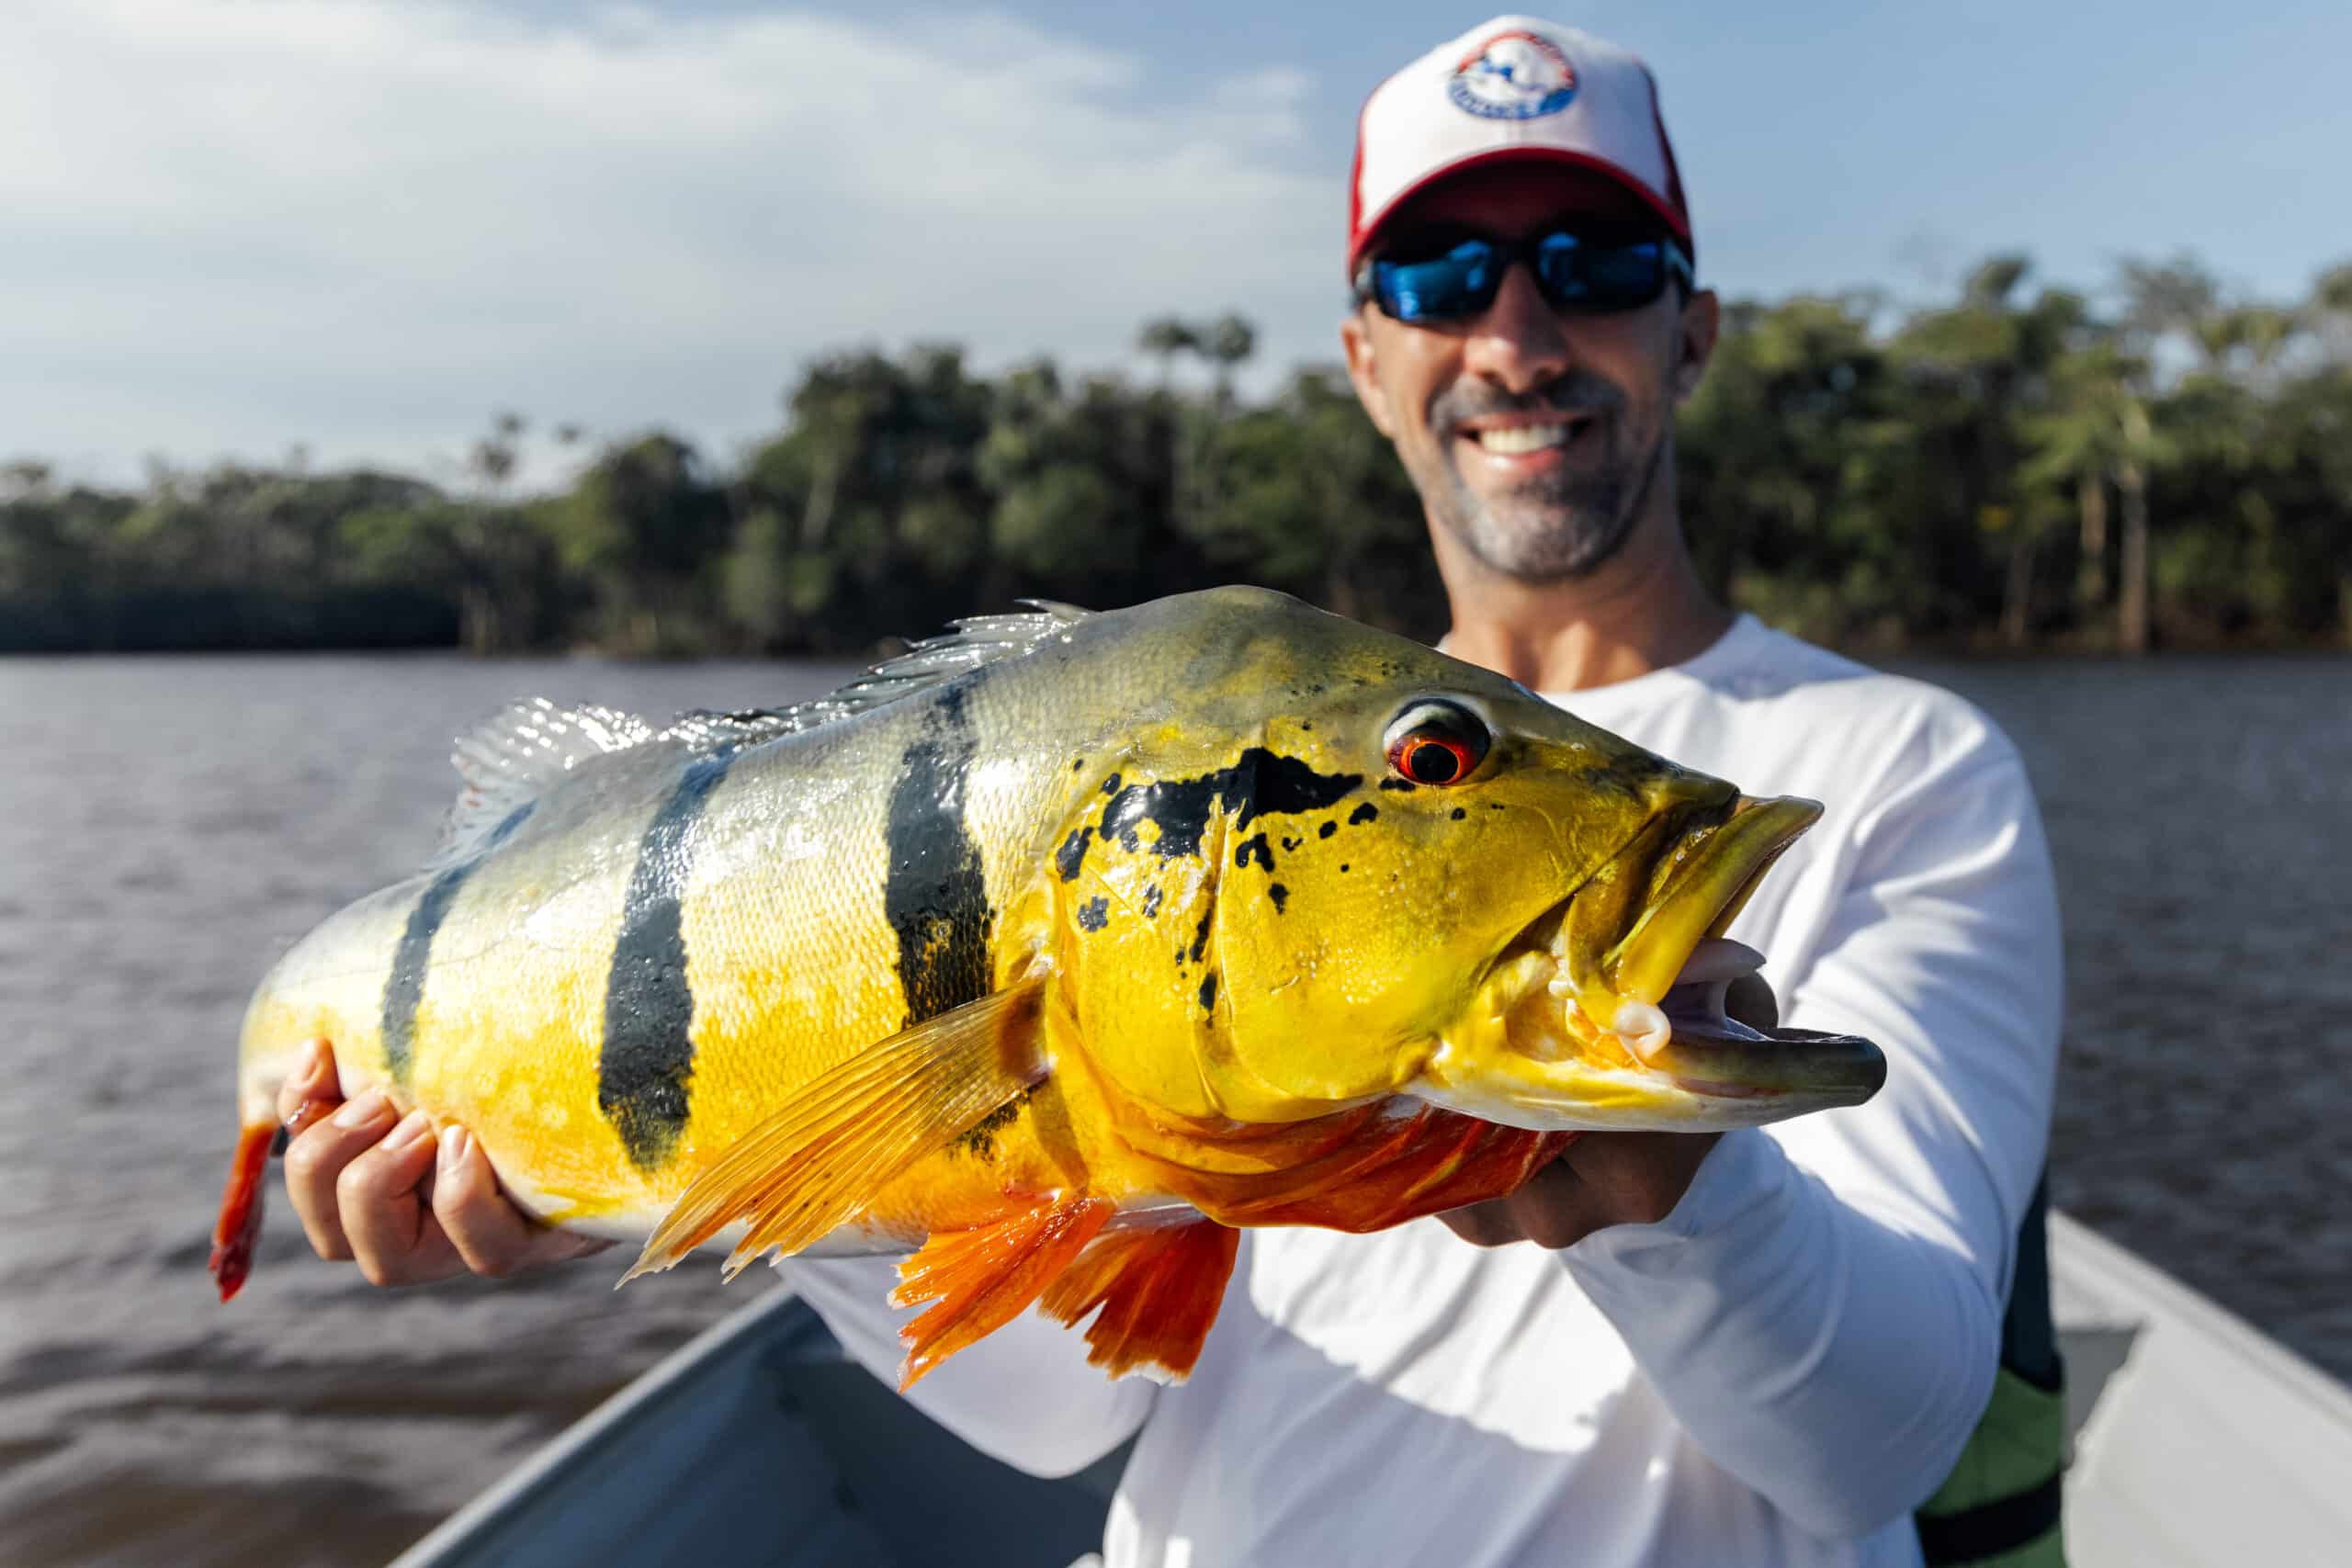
212, 588, 1883, 1383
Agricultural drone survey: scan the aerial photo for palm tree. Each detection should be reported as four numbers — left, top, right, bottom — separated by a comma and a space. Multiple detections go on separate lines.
1136, 318, 1199, 392
1202, 314, 1257, 414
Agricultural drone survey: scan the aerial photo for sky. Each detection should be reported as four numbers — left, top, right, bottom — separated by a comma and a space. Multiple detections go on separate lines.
6, 0, 2347, 489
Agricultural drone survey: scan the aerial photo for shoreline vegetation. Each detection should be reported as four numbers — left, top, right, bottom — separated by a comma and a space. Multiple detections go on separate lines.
6, 254, 2347, 660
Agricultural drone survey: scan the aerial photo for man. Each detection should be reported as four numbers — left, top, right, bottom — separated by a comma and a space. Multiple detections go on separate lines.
279, 17, 2064, 1565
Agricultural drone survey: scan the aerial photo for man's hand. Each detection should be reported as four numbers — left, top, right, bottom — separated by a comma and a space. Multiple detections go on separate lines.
277, 1038, 609, 1286
1440, 969, 1781, 1248
1438, 1131, 1721, 1249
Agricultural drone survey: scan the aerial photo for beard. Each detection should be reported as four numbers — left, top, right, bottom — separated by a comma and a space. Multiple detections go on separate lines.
1403, 370, 1667, 582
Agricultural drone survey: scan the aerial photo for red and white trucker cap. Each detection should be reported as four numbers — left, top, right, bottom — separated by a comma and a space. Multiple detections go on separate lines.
1348, 16, 1693, 276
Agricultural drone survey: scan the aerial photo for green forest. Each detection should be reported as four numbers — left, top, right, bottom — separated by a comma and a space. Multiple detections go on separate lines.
5, 254, 2346, 658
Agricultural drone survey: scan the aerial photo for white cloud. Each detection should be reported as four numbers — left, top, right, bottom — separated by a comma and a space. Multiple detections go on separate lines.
0, 1, 1345, 484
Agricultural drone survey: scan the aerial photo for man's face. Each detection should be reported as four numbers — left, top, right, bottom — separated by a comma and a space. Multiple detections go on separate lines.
1341, 164, 1716, 582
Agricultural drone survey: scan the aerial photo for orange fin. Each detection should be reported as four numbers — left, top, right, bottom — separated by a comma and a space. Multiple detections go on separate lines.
623, 978, 1047, 1284
891, 1194, 1114, 1390
209, 1122, 278, 1302
1040, 1219, 1238, 1382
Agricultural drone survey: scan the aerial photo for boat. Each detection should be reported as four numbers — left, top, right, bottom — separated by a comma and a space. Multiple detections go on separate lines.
389, 1213, 2352, 1568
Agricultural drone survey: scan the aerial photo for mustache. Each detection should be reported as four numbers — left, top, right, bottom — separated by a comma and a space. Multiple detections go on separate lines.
1428, 373, 1626, 437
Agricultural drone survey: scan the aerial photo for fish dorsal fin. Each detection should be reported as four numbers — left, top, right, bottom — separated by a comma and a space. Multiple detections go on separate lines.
429, 602, 1091, 871
696, 601, 1093, 738
431, 698, 660, 871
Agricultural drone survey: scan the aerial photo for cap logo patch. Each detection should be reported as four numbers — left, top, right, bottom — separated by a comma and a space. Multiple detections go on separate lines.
1447, 30, 1578, 120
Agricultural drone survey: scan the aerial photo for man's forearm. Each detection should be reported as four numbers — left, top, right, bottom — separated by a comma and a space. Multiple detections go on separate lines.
1561, 1129, 2000, 1539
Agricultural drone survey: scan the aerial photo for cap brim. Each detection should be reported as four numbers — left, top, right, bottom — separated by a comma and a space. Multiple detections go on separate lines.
1348, 146, 1692, 276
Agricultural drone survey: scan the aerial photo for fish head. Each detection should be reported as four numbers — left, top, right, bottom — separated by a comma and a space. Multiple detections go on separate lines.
1048, 589, 1884, 1132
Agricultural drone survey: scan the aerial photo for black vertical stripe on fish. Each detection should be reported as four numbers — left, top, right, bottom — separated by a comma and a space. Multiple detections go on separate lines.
884, 684, 995, 1028
601, 752, 737, 1171
379, 803, 534, 1089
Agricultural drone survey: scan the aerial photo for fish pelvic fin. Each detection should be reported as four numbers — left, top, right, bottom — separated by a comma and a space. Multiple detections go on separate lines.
621, 978, 1050, 1285
1039, 1219, 1239, 1383
890, 1194, 1115, 1390
209, 1121, 279, 1302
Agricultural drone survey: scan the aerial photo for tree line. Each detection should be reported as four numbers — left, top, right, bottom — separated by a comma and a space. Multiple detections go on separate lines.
4, 256, 2346, 658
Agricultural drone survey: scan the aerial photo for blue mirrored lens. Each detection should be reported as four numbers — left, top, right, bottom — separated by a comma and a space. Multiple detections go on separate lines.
1375, 239, 1499, 321
1370, 231, 1675, 321
1534, 233, 1663, 307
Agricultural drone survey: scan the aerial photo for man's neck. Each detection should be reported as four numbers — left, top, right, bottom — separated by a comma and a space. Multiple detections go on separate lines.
1433, 513, 1734, 694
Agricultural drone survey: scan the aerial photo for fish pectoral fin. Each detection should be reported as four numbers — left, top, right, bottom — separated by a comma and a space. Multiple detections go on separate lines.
1039, 1219, 1239, 1383
621, 978, 1049, 1285
889, 1194, 1115, 1390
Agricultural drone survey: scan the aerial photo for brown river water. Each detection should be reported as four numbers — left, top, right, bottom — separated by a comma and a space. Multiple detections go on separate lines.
1, 649, 2346, 1566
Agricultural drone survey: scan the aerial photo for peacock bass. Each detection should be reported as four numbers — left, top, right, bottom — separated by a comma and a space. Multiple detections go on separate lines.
210, 587, 1884, 1385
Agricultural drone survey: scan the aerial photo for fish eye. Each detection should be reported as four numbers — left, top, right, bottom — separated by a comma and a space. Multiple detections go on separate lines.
1383, 700, 1489, 786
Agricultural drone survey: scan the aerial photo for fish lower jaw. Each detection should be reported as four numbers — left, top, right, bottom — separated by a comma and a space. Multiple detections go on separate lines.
1421, 939, 1791, 1130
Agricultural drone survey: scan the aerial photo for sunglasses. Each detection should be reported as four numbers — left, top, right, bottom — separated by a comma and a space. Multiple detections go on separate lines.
1354, 224, 1694, 325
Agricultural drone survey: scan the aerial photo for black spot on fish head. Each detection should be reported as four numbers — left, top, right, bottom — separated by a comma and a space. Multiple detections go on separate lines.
1318, 820, 1338, 840
1075, 895, 1110, 931
1281, 835, 1300, 852
1234, 832, 1273, 872
1451, 807, 1467, 820
1379, 778, 1417, 794
1056, 825, 1095, 883
1348, 803, 1379, 826
1198, 971, 1217, 1013
1268, 883, 1288, 913
1102, 773, 1122, 795
1190, 908, 1213, 964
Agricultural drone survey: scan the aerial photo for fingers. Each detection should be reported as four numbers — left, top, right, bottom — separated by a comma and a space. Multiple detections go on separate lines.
1496, 1158, 1600, 1249
1555, 1132, 1721, 1230
1435, 1198, 1528, 1248
283, 1087, 397, 1261
279, 1044, 604, 1286
338, 1109, 467, 1286
1438, 1135, 1721, 1252
431, 1128, 611, 1278
275, 1037, 342, 1139
1724, 973, 1780, 1033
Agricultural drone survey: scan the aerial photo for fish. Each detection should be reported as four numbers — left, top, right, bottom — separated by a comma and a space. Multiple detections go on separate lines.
209, 587, 1883, 1385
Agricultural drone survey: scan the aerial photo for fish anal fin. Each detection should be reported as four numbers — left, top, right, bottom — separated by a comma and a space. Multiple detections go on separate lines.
891, 1194, 1114, 1390
622, 978, 1049, 1284
209, 1122, 277, 1302
1039, 1219, 1238, 1382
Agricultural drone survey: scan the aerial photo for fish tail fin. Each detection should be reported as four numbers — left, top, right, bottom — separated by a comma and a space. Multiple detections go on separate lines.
888, 1194, 1114, 1390
209, 1121, 279, 1302
1040, 1218, 1239, 1383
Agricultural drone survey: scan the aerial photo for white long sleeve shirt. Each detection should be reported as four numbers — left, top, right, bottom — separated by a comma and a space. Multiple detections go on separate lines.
789, 614, 2064, 1567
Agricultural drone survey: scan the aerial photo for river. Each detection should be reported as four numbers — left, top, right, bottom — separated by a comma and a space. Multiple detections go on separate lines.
1, 649, 2345, 1566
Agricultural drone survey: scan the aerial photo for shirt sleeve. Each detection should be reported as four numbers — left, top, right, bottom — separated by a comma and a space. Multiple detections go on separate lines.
1559, 729, 2063, 1540
780, 1253, 1159, 1479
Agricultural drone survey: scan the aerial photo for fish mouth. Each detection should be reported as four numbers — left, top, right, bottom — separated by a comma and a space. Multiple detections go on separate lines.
1421, 795, 1887, 1131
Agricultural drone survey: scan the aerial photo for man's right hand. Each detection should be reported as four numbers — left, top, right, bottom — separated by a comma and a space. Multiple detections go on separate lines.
277, 1038, 610, 1287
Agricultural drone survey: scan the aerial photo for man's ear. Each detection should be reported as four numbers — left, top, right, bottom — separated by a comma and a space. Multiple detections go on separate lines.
1671, 288, 1720, 404
1340, 310, 1399, 438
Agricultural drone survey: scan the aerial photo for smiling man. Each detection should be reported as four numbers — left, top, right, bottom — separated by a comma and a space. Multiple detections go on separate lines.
277, 16, 2065, 1567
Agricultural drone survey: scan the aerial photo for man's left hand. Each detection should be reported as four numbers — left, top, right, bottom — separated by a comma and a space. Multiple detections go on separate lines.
1438, 1131, 1721, 1250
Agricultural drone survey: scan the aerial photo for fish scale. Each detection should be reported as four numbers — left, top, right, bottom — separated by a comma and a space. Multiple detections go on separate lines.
213, 587, 1885, 1386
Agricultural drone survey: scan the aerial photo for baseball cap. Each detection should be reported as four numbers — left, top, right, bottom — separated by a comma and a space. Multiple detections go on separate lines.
1348, 17, 1693, 276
